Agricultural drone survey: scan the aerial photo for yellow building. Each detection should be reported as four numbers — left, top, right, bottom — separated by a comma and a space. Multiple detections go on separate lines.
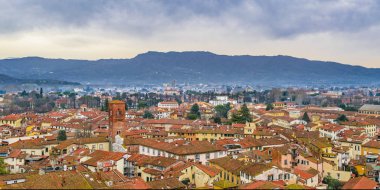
169, 128, 242, 142
0, 114, 24, 128
273, 102, 285, 108
178, 163, 221, 188
342, 121, 376, 137
244, 119, 261, 136
209, 157, 244, 186
265, 110, 286, 117
26, 125, 41, 136
322, 159, 351, 182
362, 140, 380, 155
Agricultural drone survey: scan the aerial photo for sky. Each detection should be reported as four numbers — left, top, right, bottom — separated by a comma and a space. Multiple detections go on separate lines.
0, 0, 380, 68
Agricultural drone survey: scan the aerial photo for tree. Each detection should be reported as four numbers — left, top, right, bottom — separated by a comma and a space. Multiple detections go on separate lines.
187, 114, 198, 120
57, 130, 67, 141
137, 101, 149, 110
214, 103, 231, 118
323, 176, 342, 189
187, 103, 201, 120
336, 114, 348, 123
351, 166, 359, 177
20, 90, 28, 97
266, 103, 274, 111
0, 158, 8, 175
231, 104, 252, 124
302, 112, 311, 123
39, 88, 43, 98
213, 116, 222, 124
143, 110, 154, 119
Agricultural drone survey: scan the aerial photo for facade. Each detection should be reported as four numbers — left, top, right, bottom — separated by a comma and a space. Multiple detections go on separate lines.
108, 100, 126, 139
359, 104, 380, 115
158, 101, 179, 109
209, 96, 237, 106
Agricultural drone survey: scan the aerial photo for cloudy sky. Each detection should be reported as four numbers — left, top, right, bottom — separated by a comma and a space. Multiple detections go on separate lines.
0, 0, 380, 68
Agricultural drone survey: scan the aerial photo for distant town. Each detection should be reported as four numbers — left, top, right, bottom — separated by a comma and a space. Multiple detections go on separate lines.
0, 81, 378, 189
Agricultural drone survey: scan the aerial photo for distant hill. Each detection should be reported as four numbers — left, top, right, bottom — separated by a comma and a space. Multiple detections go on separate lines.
0, 74, 80, 86
0, 51, 379, 86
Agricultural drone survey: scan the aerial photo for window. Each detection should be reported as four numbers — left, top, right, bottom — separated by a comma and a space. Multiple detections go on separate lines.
278, 174, 283, 180
268, 174, 274, 181
92, 145, 96, 149
206, 153, 210, 159
99, 144, 103, 150
195, 154, 200, 160
284, 159, 288, 165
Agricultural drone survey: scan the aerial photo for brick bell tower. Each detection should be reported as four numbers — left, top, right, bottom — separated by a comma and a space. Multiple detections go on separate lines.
108, 100, 126, 142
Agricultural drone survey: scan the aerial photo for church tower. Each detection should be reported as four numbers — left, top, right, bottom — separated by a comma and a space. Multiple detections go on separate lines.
108, 100, 126, 140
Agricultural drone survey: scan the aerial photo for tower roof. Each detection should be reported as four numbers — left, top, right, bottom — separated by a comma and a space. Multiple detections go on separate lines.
109, 100, 125, 104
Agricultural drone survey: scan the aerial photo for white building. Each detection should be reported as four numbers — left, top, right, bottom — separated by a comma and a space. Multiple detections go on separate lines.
209, 96, 237, 106
158, 101, 179, 109
138, 141, 227, 165
240, 165, 297, 184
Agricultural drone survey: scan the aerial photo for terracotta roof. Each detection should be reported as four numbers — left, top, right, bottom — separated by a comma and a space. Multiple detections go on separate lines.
147, 178, 185, 189
209, 157, 246, 175
82, 150, 125, 167
342, 176, 377, 189
132, 139, 224, 155
194, 163, 221, 177
240, 163, 273, 177
363, 140, 380, 149
55, 137, 108, 150
109, 100, 125, 104
293, 168, 318, 180
239, 180, 285, 189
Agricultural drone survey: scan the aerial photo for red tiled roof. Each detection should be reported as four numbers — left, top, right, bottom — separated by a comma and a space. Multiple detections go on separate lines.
342, 176, 377, 189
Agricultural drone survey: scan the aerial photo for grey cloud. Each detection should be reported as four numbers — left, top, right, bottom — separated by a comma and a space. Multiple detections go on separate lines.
0, 0, 380, 39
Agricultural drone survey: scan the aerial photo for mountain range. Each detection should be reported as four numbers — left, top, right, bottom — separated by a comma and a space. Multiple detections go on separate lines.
0, 74, 80, 86
0, 51, 379, 86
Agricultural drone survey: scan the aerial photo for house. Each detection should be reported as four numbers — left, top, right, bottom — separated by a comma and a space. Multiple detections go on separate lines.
209, 96, 237, 106
10, 138, 59, 157
0, 114, 24, 128
341, 121, 376, 137
82, 150, 126, 174
271, 144, 296, 169
240, 164, 297, 185
293, 168, 319, 187
342, 176, 378, 189
188, 163, 221, 188
53, 137, 109, 155
239, 180, 285, 189
362, 140, 380, 155
209, 156, 245, 185
147, 177, 186, 189
0, 171, 91, 189
359, 104, 380, 116
136, 139, 227, 165
158, 101, 179, 109
3, 149, 27, 174
339, 135, 369, 160
318, 124, 345, 140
